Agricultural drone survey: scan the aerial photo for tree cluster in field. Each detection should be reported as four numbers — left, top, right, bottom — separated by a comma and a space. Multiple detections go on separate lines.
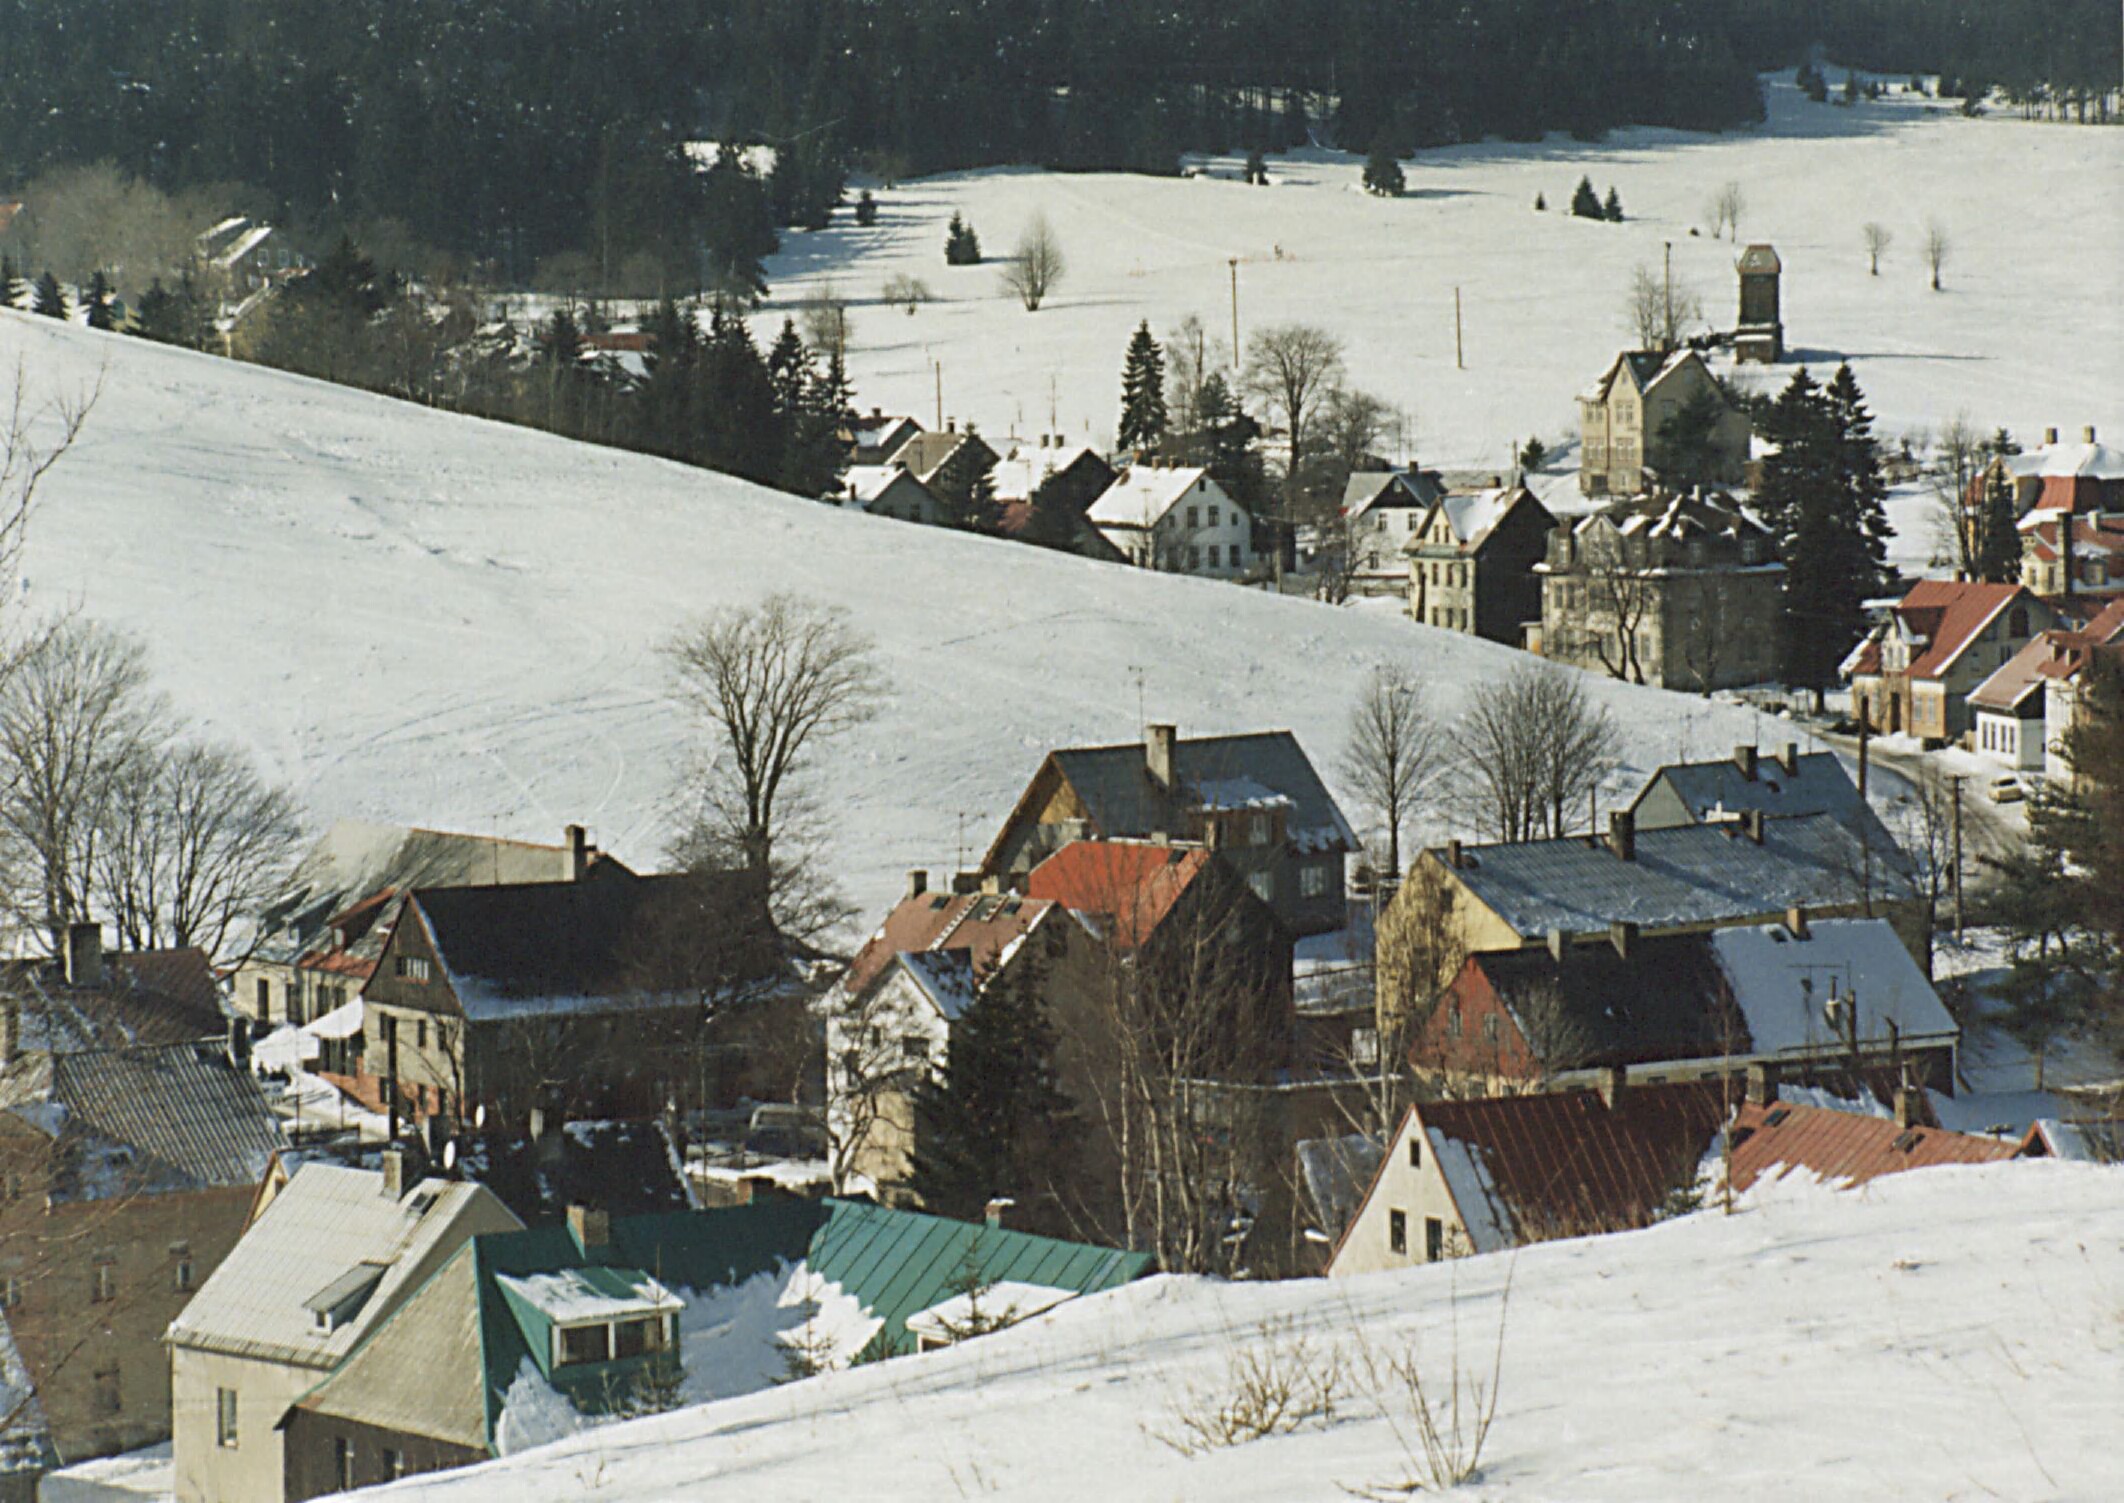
1362, 141, 1406, 197
943, 213, 982, 266
1569, 177, 1625, 222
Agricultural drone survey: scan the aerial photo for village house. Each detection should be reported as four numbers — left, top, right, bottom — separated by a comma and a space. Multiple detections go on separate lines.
231, 822, 611, 1030
1404, 478, 1556, 641
2019, 511, 2124, 599
354, 864, 781, 1129
1968, 599, 2124, 775
1535, 491, 1782, 689
847, 410, 924, 467
1416, 914, 1960, 1096
0, 930, 285, 1474
1085, 463, 1254, 577
1975, 424, 2124, 522
1628, 742, 1900, 854
991, 440, 1116, 516
885, 424, 1000, 491
269, 1196, 1150, 1497
977, 725, 1356, 938
1843, 580, 2058, 742
165, 1156, 522, 1503
1576, 349, 1751, 496
1341, 468, 1444, 597
1726, 1095, 2034, 1193
836, 462, 948, 525
1328, 1078, 1727, 1275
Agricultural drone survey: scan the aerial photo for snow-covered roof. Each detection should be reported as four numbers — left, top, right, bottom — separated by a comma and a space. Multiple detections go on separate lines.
842, 463, 921, 505
1707, 919, 1958, 1056
1192, 776, 1295, 812
894, 948, 979, 1021
903, 1282, 1080, 1343
498, 1267, 680, 1326
992, 444, 1107, 503
2031, 440, 2124, 480
1086, 464, 1217, 528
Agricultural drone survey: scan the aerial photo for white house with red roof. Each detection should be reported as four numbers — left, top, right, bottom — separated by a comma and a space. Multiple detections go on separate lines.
1843, 581, 2057, 741
2018, 511, 2124, 599
1086, 463, 1252, 577
1968, 598, 2124, 775
1985, 424, 2124, 522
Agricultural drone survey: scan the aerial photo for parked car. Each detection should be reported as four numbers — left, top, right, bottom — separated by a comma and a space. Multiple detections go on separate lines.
1988, 777, 2025, 805
746, 1102, 826, 1159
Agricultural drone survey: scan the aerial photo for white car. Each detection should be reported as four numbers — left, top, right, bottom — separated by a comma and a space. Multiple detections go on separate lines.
1988, 777, 2025, 805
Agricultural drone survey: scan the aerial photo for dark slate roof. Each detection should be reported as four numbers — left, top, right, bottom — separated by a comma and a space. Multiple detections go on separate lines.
1630, 750, 1903, 858
1470, 937, 1743, 1069
0, 1042, 286, 1201
1049, 732, 1355, 854
2, 947, 227, 1053
409, 869, 779, 1020
1436, 813, 1912, 940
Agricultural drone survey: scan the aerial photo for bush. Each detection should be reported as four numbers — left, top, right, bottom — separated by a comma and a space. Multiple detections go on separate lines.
943, 211, 981, 265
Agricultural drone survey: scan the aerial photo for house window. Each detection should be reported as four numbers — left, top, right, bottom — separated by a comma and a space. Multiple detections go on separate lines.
1, 1277, 19, 1309
1188, 546, 1201, 568
1247, 872, 1273, 904
1408, 1137, 1422, 1168
2008, 607, 2029, 637
255, 978, 270, 1016
416, 1020, 429, 1051
1299, 864, 1328, 899
94, 1364, 120, 1414
1352, 1028, 1378, 1065
1207, 545, 1221, 568
216, 1387, 239, 1448
1482, 1015, 1503, 1045
613, 1315, 668, 1360
91, 1255, 117, 1304
557, 1323, 613, 1367
1187, 505, 1199, 528
1247, 815, 1271, 847
1446, 1006, 1462, 1038
397, 955, 431, 982
1389, 1209, 1408, 1254
1207, 506, 1220, 526
335, 1437, 353, 1491
171, 1242, 194, 1292
382, 1449, 406, 1480
1424, 1217, 1444, 1262
901, 1034, 930, 1064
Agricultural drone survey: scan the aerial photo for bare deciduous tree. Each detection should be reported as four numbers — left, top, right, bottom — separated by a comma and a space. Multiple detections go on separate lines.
1922, 221, 1949, 290
800, 282, 853, 358
880, 273, 932, 316
1243, 323, 1346, 528
1453, 662, 1619, 843
665, 594, 882, 947
1927, 413, 1987, 574
999, 214, 1065, 311
1350, 860, 1465, 1143
1339, 663, 1440, 881
93, 740, 305, 959
2, 366, 97, 599
1861, 222, 1892, 276
1707, 181, 1745, 240
1625, 264, 1704, 353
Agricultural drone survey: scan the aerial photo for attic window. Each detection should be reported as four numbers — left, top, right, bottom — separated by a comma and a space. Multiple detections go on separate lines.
304, 1262, 389, 1333
1892, 1130, 1923, 1154
1764, 1108, 1790, 1128
929, 895, 950, 910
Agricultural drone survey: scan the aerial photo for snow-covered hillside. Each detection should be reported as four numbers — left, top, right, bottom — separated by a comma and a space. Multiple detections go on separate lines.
349, 1163, 2123, 1501
763, 76, 2124, 477
1, 310, 1781, 919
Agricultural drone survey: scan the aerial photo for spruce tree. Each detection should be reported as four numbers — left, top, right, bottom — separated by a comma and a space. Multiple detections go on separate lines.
855, 189, 878, 227
83, 269, 115, 330
1571, 176, 1602, 218
944, 212, 981, 265
1534, 191, 1547, 211
907, 958, 1073, 1231
31, 271, 68, 320
1115, 321, 1168, 455
1603, 186, 1624, 221
0, 255, 21, 309
1245, 149, 1267, 185
1975, 468, 2023, 583
1362, 139, 1405, 197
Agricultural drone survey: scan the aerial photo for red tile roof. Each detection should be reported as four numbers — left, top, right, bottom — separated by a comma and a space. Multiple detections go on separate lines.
2024, 513, 2124, 567
1728, 1101, 2024, 1191
840, 889, 1057, 999
1855, 580, 2032, 682
1024, 840, 1211, 950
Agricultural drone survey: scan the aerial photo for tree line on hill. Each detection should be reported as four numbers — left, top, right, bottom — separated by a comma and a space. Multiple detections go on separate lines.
1, 0, 2113, 294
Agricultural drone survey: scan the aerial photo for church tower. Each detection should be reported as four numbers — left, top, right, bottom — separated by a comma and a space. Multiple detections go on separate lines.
1735, 244, 1783, 363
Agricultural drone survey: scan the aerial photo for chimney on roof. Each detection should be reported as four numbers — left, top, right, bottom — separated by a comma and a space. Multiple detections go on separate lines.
1779, 741, 1799, 777
2044, 426, 2059, 445
1734, 744, 1758, 780
1893, 1087, 1919, 1130
1607, 811, 1636, 862
979, 874, 1003, 896
227, 1017, 252, 1070
983, 1196, 1013, 1229
1785, 904, 1809, 939
567, 1204, 611, 1253
946, 418, 957, 433
2084, 425, 2097, 444
1546, 927, 1568, 965
1744, 1062, 1778, 1106
1146, 723, 1177, 791
64, 922, 102, 989
564, 824, 591, 881
1740, 809, 1766, 843
528, 1106, 546, 1144
381, 1144, 408, 1199
1594, 1064, 1625, 1109
1609, 920, 1637, 960
1447, 839, 1464, 870
907, 869, 928, 900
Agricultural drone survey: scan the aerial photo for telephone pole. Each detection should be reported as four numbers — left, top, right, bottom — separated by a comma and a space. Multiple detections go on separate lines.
1950, 774, 1966, 940
1228, 257, 1241, 369
933, 358, 943, 430
1454, 287, 1464, 370
1663, 241, 1673, 345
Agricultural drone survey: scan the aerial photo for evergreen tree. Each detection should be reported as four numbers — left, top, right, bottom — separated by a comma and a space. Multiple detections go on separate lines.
1194, 372, 1267, 513
0, 255, 21, 309
1245, 149, 1267, 185
933, 431, 1001, 532
1571, 176, 1603, 218
944, 212, 983, 265
1603, 186, 1624, 221
907, 958, 1073, 1231
701, 145, 779, 306
855, 189, 878, 227
1534, 191, 1547, 211
1519, 435, 1548, 469
1655, 391, 1729, 490
1362, 139, 1406, 196
1115, 321, 1168, 454
1974, 467, 2023, 582
700, 302, 780, 483
83, 270, 116, 330
131, 275, 211, 348
31, 271, 68, 320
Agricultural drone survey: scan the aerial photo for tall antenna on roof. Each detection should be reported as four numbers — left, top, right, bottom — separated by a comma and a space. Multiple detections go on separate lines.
1128, 664, 1147, 736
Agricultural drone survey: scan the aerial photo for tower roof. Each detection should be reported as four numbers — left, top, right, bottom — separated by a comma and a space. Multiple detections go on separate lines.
1738, 244, 1781, 275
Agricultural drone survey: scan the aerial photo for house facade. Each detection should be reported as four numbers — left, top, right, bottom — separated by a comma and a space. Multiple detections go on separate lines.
2019, 512, 2124, 599
1843, 581, 2057, 742
1405, 480, 1556, 641
1976, 425, 2124, 522
977, 725, 1356, 938
838, 463, 947, 524
1627, 742, 1899, 854
1968, 600, 2124, 775
1086, 464, 1253, 577
1537, 492, 1782, 689
1342, 468, 1444, 597
1577, 349, 1750, 495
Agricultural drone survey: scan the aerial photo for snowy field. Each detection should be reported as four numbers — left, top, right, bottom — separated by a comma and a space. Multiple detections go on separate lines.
761, 75, 2124, 484
1, 310, 1790, 923
349, 1162, 2124, 1501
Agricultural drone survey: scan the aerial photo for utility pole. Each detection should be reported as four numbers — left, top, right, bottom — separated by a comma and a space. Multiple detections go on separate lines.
1663, 241, 1673, 346
1228, 258, 1240, 369
933, 358, 943, 430
1950, 774, 1966, 940
1454, 287, 1464, 370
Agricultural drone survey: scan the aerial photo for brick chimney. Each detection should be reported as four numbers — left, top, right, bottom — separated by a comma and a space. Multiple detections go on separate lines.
2083, 425, 2097, 444
1733, 744, 1758, 780
1594, 1064, 1626, 1108
563, 824, 590, 881
907, 869, 928, 900
1145, 723, 1177, 791
64, 922, 102, 989
2043, 426, 2059, 445
1740, 809, 1766, 843
1893, 1087, 1919, 1130
1779, 741, 1800, 777
1744, 1062, 1778, 1106
381, 1144, 408, 1199
1547, 927, 1568, 965
568, 1204, 611, 1253
1447, 839, 1464, 870
1609, 920, 1637, 960
984, 1196, 1013, 1229
1784, 904, 1809, 939
1607, 810, 1636, 862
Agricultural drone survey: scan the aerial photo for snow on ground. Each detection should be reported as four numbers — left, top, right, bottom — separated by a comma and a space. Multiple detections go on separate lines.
41, 1442, 171, 1503
0, 309, 1783, 925
351, 1162, 2123, 1501
761, 75, 2122, 488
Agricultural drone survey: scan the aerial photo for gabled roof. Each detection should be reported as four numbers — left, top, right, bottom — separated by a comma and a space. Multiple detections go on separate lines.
1737, 243, 1782, 274
0, 1042, 285, 1201
1025, 840, 1213, 950
1085, 464, 1222, 528
170, 1162, 523, 1369
1581, 348, 1714, 404
1, 945, 225, 1052
841, 463, 933, 507
1706, 919, 1958, 1055
1462, 938, 1740, 1069
1969, 601, 2124, 711
1629, 748, 1899, 853
1343, 469, 1444, 519
894, 948, 980, 1020
1429, 813, 1910, 941
1863, 580, 2036, 681
1027, 729, 1356, 859
991, 444, 1113, 504
405, 869, 778, 1022
840, 890, 1058, 1002
1411, 1083, 1727, 1253
2019, 512, 2124, 562
890, 429, 998, 484
1728, 1101, 2025, 1191
1573, 489, 1770, 544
